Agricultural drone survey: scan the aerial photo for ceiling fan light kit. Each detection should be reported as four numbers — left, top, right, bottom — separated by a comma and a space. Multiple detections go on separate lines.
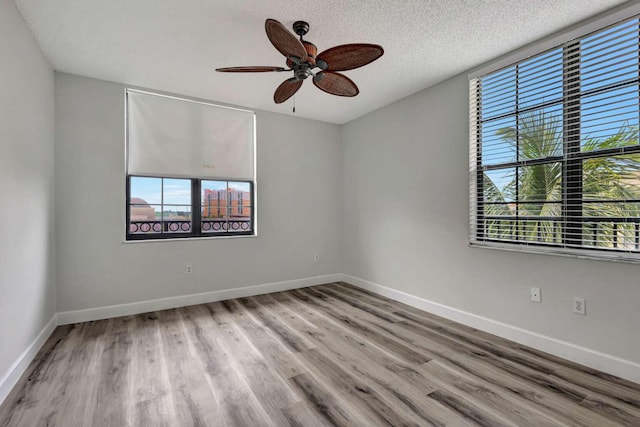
216, 18, 383, 105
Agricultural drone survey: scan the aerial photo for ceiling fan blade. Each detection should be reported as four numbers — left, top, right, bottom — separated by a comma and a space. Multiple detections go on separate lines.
316, 44, 384, 71
274, 78, 303, 104
216, 66, 286, 72
265, 19, 307, 60
313, 71, 359, 97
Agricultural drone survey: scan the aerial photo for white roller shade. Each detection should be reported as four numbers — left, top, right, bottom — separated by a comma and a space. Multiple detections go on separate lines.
127, 90, 255, 180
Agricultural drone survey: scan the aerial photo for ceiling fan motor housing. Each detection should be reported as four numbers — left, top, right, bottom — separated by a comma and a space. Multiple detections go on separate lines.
286, 40, 318, 69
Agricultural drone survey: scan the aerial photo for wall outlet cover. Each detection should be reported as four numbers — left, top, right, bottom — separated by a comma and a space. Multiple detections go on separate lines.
530, 287, 541, 303
573, 297, 586, 315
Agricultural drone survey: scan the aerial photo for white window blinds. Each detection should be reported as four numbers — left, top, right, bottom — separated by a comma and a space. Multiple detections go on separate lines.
470, 16, 640, 260
127, 90, 255, 180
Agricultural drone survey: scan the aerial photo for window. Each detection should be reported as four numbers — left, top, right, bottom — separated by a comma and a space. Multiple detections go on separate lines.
470, 16, 640, 260
126, 90, 255, 240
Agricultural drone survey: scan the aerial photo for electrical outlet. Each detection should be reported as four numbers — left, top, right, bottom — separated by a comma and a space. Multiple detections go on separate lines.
314, 254, 320, 262
573, 297, 586, 315
185, 264, 193, 275
530, 287, 541, 303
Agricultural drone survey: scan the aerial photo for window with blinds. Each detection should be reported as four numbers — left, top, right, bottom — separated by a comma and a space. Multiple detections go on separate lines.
470, 16, 640, 260
125, 90, 256, 240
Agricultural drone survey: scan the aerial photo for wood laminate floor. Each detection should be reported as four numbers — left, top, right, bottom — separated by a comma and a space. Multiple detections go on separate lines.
1, 283, 639, 426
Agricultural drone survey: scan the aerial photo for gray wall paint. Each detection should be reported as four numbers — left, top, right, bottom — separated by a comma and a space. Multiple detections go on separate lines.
342, 73, 640, 364
54, 73, 342, 312
0, 0, 55, 378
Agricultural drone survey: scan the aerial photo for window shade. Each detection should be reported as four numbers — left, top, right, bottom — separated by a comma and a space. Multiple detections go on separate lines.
127, 90, 255, 180
470, 16, 640, 259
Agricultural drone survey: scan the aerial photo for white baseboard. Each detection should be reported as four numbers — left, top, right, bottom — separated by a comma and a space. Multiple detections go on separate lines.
342, 274, 640, 384
0, 315, 58, 406
57, 274, 342, 325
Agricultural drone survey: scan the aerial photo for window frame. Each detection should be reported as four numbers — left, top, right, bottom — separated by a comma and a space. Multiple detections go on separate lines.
469, 10, 640, 262
124, 88, 257, 242
126, 175, 255, 241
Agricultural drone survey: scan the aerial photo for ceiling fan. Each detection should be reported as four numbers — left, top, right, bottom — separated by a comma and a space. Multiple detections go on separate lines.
216, 19, 384, 104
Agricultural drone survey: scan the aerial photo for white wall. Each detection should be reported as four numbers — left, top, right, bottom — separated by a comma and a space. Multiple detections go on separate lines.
342, 73, 640, 366
0, 0, 55, 385
54, 73, 342, 312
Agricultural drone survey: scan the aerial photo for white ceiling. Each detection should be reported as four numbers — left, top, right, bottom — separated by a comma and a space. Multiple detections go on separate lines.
14, 0, 629, 124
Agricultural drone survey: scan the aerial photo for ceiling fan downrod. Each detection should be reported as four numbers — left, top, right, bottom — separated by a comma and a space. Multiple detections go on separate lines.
286, 21, 327, 82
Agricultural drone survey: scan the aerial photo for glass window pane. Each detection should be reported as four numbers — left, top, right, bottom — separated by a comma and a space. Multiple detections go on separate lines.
201, 217, 228, 233
228, 181, 252, 218
583, 154, 640, 202
228, 181, 251, 193
519, 202, 562, 217
163, 206, 192, 233
228, 217, 252, 232
481, 66, 516, 119
580, 86, 639, 152
163, 178, 192, 205
517, 162, 562, 203
484, 219, 517, 241
518, 48, 563, 108
130, 176, 161, 205
484, 169, 515, 203
583, 222, 638, 250
519, 219, 562, 243
581, 20, 639, 92
202, 180, 228, 220
517, 105, 563, 161
129, 204, 161, 234
481, 116, 517, 165
583, 154, 640, 250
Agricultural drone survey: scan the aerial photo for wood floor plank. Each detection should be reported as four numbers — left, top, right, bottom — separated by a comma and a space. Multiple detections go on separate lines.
129, 313, 177, 427
363, 319, 595, 425
156, 308, 223, 426
179, 304, 272, 427
449, 353, 621, 427
258, 294, 472, 427
78, 320, 113, 426
0, 325, 82, 427
392, 314, 640, 425
299, 348, 428, 426
237, 296, 316, 353
39, 322, 104, 427
271, 292, 450, 394
91, 316, 134, 427
311, 286, 404, 323
390, 303, 640, 410
206, 300, 301, 425
2, 282, 638, 427
219, 298, 307, 379
288, 289, 511, 425
280, 401, 334, 427
336, 282, 640, 397
287, 373, 367, 427
420, 359, 564, 427
291, 289, 430, 364
273, 292, 487, 426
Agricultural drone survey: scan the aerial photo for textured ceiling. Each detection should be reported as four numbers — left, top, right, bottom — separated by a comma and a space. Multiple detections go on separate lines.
14, 0, 629, 124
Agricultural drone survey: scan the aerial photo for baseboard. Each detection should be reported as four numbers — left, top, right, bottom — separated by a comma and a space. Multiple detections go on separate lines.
57, 274, 342, 325
0, 315, 58, 406
342, 274, 640, 384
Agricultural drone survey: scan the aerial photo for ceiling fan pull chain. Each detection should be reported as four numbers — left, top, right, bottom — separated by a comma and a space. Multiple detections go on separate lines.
293, 95, 296, 113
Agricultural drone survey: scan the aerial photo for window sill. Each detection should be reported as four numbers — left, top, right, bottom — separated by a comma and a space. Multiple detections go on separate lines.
122, 233, 257, 244
469, 240, 640, 264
